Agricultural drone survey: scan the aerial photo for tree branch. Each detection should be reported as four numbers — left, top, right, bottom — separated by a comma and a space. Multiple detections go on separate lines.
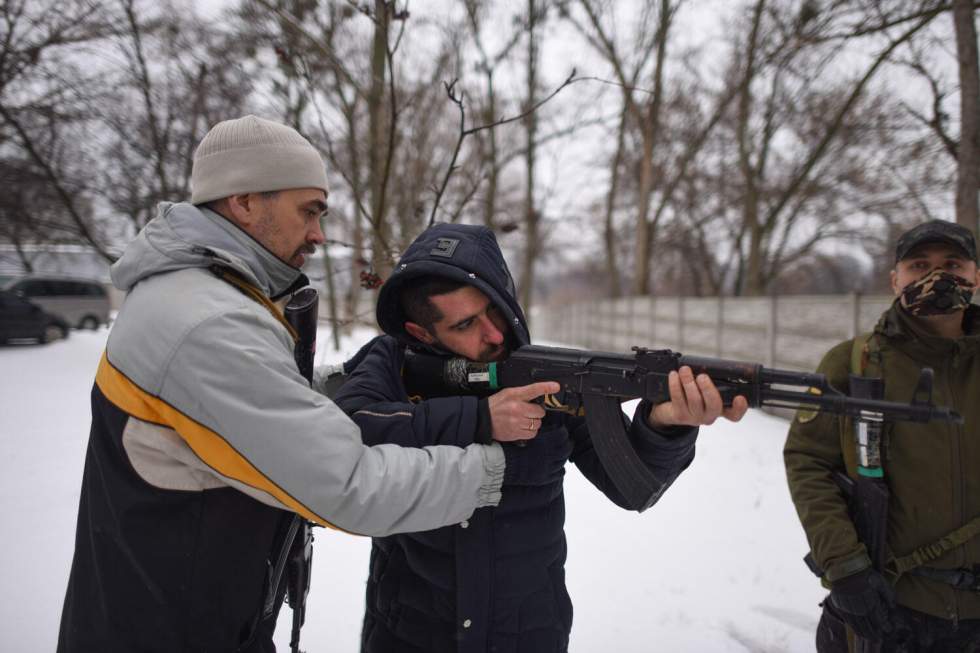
0, 102, 113, 261
763, 11, 941, 230
428, 70, 577, 226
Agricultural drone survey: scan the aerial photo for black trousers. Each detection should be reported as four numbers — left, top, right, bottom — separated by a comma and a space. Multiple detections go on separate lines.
816, 596, 980, 653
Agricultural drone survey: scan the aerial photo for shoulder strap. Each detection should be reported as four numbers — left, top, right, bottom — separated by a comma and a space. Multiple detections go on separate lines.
211, 266, 298, 343
850, 332, 882, 378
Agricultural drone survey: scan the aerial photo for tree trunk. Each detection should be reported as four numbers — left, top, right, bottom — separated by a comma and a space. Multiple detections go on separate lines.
631, 0, 671, 296
632, 130, 655, 295
520, 0, 540, 323
321, 243, 342, 351
954, 0, 980, 234
13, 237, 34, 273
368, 0, 391, 277
482, 70, 499, 229
345, 107, 365, 331
603, 101, 628, 297
739, 0, 765, 296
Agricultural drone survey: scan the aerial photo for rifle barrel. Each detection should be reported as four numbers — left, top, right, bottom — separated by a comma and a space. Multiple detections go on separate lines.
761, 387, 963, 424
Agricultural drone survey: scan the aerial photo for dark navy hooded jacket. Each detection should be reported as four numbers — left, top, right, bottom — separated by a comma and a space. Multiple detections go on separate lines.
334, 223, 699, 653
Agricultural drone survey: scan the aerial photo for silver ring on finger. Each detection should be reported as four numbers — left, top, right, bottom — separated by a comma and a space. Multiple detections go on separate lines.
527, 417, 535, 431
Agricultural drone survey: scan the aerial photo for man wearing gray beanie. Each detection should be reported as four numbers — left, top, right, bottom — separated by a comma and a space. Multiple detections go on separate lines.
58, 115, 510, 653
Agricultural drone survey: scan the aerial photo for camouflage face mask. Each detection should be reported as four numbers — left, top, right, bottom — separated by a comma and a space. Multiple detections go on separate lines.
901, 268, 975, 316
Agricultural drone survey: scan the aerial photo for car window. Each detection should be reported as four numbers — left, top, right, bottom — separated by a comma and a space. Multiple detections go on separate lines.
84, 282, 106, 297
54, 281, 75, 296
16, 280, 45, 296
7, 277, 108, 298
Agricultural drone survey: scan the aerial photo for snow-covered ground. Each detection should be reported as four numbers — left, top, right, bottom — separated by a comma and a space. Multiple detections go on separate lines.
0, 326, 825, 652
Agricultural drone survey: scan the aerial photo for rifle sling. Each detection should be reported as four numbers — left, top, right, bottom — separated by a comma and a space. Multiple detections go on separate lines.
264, 516, 302, 618
889, 516, 980, 577
850, 332, 882, 379
908, 565, 980, 592
581, 394, 665, 512
211, 266, 299, 343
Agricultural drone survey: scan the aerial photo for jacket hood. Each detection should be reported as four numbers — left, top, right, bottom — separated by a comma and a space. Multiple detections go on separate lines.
111, 202, 306, 300
376, 223, 530, 351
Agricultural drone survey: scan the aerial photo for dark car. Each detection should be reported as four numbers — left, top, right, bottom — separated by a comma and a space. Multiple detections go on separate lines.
0, 289, 70, 344
3, 275, 110, 329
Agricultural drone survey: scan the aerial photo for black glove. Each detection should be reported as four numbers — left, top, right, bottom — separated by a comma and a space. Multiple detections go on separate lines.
502, 429, 572, 486
829, 568, 896, 639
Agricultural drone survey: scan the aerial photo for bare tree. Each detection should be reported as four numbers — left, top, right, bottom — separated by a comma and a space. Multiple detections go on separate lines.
953, 0, 980, 233
102, 1, 254, 230
715, 0, 949, 295
463, 0, 525, 230
237, 1, 511, 329
566, 0, 683, 295
0, 0, 120, 260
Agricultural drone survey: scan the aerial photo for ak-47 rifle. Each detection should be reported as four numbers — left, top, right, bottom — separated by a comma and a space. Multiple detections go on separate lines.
403, 344, 962, 512
281, 287, 318, 653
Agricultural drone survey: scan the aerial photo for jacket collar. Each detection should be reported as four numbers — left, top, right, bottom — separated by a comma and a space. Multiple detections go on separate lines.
111, 202, 307, 300
875, 299, 980, 357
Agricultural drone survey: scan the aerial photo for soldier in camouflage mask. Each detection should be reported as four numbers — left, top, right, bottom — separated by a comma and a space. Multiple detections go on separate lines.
786, 219, 980, 653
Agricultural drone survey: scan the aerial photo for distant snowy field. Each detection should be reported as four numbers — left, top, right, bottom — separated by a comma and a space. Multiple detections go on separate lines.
0, 326, 825, 652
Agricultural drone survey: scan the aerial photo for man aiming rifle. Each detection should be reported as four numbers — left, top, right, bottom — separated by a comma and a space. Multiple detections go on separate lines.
332, 222, 748, 653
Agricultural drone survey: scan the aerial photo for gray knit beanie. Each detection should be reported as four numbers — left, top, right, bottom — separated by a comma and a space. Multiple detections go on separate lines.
190, 115, 329, 204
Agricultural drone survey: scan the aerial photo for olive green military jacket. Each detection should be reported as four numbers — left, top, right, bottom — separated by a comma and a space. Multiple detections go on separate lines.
785, 301, 980, 621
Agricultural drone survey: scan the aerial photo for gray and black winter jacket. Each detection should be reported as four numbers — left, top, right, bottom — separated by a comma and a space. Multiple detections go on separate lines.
57, 203, 505, 653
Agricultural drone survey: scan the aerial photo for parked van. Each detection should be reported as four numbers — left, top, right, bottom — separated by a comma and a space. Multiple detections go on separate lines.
3, 276, 110, 329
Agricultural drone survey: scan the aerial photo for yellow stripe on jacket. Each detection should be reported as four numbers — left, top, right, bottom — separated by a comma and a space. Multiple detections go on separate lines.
96, 351, 344, 531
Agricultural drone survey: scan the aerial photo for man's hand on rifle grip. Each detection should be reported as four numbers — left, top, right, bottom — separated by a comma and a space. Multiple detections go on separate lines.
648, 366, 749, 428
488, 381, 561, 442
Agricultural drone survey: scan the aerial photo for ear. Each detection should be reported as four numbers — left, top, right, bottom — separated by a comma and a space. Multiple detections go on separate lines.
226, 193, 259, 227
404, 321, 435, 345
890, 269, 901, 296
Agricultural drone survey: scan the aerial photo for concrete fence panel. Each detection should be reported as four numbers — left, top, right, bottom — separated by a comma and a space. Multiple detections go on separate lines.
533, 293, 896, 372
